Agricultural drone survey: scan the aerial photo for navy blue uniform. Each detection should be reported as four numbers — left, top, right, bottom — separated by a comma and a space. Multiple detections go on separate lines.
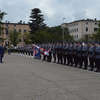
88, 46, 95, 70
67, 44, 73, 66
95, 46, 100, 72
52, 45, 57, 63
77, 45, 82, 68
63, 45, 68, 65
81, 45, 89, 69
0, 46, 4, 63
73, 45, 78, 67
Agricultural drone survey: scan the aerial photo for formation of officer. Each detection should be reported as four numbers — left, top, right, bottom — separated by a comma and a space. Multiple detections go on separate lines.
9, 41, 100, 72
40, 42, 100, 72
0, 42, 5, 63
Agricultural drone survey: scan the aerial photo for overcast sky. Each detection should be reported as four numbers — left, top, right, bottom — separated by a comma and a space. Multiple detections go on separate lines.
1, 0, 100, 26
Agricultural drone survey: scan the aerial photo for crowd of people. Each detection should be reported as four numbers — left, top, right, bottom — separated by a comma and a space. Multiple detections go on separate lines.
9, 42, 100, 72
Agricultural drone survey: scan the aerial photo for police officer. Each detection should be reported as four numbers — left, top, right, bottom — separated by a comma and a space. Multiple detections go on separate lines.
68, 43, 74, 66
94, 42, 100, 72
59, 43, 63, 64
47, 47, 52, 62
88, 43, 95, 71
77, 42, 82, 68
66, 43, 70, 65
73, 42, 78, 67
0, 42, 4, 63
63, 42, 68, 65
52, 43, 57, 63
81, 42, 89, 69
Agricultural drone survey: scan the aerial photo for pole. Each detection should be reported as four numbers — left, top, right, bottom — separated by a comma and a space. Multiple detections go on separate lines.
62, 27, 64, 44
62, 18, 66, 44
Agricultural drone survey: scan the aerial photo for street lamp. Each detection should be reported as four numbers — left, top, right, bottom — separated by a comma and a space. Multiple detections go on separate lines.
62, 18, 66, 43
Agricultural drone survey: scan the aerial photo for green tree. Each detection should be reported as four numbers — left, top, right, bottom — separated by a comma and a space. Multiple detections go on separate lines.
0, 10, 6, 36
23, 32, 32, 44
29, 8, 46, 42
47, 26, 73, 42
9, 31, 20, 46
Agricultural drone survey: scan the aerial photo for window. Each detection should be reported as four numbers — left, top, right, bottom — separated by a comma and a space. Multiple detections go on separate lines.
86, 22, 88, 25
19, 29, 22, 32
14, 24, 16, 27
77, 34, 78, 38
77, 28, 78, 32
14, 29, 16, 32
6, 24, 8, 27
6, 28, 8, 35
24, 29, 27, 33
95, 23, 97, 25
94, 28, 98, 32
86, 27, 88, 32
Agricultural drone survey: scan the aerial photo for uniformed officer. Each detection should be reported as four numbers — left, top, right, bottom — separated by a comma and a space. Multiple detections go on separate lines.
68, 43, 74, 66
52, 43, 57, 63
0, 43, 4, 63
88, 43, 95, 71
77, 42, 82, 68
94, 42, 100, 72
66, 43, 70, 65
59, 43, 63, 64
63, 42, 68, 65
81, 42, 89, 69
47, 47, 52, 62
73, 42, 78, 67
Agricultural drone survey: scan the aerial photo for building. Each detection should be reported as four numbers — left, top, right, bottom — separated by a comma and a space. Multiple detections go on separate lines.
0, 22, 30, 45
61, 19, 99, 40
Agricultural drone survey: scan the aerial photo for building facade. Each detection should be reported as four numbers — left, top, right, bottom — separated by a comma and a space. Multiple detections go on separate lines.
62, 19, 99, 40
1, 22, 30, 45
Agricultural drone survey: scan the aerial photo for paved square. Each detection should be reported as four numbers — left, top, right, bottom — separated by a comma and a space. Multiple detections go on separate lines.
0, 54, 100, 100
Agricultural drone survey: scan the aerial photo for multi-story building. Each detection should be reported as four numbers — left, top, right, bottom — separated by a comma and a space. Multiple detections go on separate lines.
62, 19, 99, 40
1, 22, 30, 45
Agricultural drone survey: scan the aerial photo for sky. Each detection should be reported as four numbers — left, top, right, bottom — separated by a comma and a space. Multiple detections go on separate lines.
1, 0, 100, 26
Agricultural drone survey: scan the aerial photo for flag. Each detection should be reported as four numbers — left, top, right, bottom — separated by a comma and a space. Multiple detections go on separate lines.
33, 44, 41, 59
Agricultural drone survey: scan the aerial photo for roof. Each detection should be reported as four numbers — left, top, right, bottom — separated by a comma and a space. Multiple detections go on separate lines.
63, 19, 100, 25
2, 22, 29, 25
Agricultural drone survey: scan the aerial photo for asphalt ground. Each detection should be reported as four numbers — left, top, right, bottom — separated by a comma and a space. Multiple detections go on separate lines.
0, 54, 100, 100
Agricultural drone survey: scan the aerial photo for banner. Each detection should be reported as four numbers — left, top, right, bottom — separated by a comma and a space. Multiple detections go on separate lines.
32, 44, 50, 58
33, 45, 41, 59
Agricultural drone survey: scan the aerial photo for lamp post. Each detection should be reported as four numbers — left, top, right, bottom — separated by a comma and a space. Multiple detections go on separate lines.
62, 18, 66, 44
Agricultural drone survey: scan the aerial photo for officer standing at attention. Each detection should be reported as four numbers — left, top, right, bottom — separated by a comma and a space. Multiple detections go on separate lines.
59, 42, 63, 64
88, 43, 95, 71
0, 42, 5, 63
94, 42, 100, 72
52, 43, 57, 63
63, 42, 67, 65
56, 42, 60, 64
73, 42, 78, 67
81, 42, 89, 69
77, 42, 82, 68
68, 43, 73, 66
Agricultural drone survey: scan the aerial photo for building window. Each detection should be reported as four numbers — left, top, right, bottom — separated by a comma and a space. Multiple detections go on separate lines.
14, 24, 16, 27
19, 29, 22, 32
94, 28, 98, 32
77, 34, 78, 38
6, 24, 8, 27
24, 29, 27, 33
14, 29, 16, 32
86, 22, 88, 25
95, 23, 97, 25
86, 27, 88, 32
77, 28, 78, 32
5, 28, 8, 35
